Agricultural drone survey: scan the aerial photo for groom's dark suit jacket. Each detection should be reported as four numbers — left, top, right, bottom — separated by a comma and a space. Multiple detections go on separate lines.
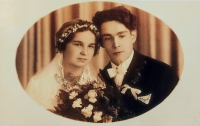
99, 50, 179, 120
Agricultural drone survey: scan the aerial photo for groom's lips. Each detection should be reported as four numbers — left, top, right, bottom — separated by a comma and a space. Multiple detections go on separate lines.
113, 51, 123, 55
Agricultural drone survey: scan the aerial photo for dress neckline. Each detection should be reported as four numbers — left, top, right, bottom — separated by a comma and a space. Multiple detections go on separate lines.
54, 53, 91, 92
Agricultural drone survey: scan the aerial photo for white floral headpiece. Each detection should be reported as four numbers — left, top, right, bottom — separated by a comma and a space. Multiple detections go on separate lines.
58, 22, 100, 43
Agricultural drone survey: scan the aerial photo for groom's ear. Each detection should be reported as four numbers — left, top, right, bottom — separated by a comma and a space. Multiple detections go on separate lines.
130, 29, 137, 43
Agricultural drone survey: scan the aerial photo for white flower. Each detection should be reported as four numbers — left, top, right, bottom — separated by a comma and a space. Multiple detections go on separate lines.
93, 111, 102, 122
72, 26, 78, 32
72, 98, 82, 108
88, 90, 97, 103
81, 104, 93, 118
93, 83, 98, 88
87, 104, 93, 110
90, 24, 97, 30
89, 97, 97, 103
64, 33, 69, 37
69, 91, 78, 99
59, 39, 64, 42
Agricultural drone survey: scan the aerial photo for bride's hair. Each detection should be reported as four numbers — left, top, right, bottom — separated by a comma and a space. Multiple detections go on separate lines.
55, 18, 100, 56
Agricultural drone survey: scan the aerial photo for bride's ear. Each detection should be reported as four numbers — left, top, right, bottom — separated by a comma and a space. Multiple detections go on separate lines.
130, 29, 137, 43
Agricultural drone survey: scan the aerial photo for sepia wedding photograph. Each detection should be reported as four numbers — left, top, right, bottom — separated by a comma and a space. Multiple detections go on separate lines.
0, 0, 200, 126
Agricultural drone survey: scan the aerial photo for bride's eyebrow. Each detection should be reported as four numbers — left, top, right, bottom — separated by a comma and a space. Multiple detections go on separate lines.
72, 40, 95, 45
89, 43, 95, 46
71, 40, 82, 43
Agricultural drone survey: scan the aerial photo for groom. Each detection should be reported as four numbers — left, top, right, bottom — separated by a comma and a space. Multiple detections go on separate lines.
92, 6, 179, 120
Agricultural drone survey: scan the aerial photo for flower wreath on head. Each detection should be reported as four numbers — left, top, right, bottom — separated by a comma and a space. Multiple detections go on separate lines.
57, 21, 100, 43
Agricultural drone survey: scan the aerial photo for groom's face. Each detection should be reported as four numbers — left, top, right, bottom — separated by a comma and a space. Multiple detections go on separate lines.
100, 21, 137, 65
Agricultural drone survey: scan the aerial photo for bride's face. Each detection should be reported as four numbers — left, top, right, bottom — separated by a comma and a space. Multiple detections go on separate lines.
63, 30, 96, 68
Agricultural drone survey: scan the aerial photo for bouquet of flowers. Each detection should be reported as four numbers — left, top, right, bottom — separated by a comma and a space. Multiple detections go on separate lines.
52, 74, 118, 123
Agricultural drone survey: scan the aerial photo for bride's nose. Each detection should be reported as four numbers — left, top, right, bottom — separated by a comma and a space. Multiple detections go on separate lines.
80, 47, 88, 55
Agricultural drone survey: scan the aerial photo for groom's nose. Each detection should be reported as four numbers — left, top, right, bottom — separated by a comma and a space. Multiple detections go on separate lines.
112, 37, 120, 48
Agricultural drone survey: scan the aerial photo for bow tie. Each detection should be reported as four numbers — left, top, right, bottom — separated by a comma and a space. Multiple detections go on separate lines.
107, 65, 127, 78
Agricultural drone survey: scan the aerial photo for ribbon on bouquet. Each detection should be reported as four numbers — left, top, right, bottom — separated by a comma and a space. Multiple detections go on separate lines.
121, 84, 151, 104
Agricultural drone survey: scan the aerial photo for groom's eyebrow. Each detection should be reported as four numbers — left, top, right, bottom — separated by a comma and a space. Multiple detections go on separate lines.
117, 31, 128, 35
101, 34, 111, 37
101, 31, 128, 37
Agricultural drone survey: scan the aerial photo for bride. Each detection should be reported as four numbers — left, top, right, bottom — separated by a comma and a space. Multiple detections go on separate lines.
26, 19, 102, 111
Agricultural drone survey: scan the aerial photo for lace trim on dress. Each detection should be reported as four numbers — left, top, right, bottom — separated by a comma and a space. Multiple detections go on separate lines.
54, 53, 93, 92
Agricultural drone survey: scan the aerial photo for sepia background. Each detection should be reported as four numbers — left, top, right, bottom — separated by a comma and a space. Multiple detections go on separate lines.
15, 1, 183, 89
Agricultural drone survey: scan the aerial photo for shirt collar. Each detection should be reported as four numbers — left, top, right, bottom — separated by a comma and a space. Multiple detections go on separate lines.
111, 50, 134, 70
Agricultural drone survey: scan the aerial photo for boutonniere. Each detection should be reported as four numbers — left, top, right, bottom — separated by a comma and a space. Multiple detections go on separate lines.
131, 60, 147, 85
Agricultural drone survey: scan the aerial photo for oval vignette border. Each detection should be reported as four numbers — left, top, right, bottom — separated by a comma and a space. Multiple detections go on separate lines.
15, 1, 184, 123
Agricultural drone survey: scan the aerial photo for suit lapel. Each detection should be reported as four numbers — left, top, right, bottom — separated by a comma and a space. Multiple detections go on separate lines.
99, 63, 116, 87
122, 51, 144, 86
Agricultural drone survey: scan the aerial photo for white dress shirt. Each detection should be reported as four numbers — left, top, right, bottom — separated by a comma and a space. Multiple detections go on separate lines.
107, 50, 134, 87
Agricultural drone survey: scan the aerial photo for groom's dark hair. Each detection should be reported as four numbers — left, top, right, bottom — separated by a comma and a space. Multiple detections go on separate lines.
92, 6, 137, 46
92, 6, 137, 31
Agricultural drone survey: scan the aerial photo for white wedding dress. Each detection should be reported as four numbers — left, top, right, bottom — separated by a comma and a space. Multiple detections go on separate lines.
26, 53, 97, 110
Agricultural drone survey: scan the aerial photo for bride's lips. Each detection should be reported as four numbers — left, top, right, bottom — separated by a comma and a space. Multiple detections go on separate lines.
78, 58, 87, 61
